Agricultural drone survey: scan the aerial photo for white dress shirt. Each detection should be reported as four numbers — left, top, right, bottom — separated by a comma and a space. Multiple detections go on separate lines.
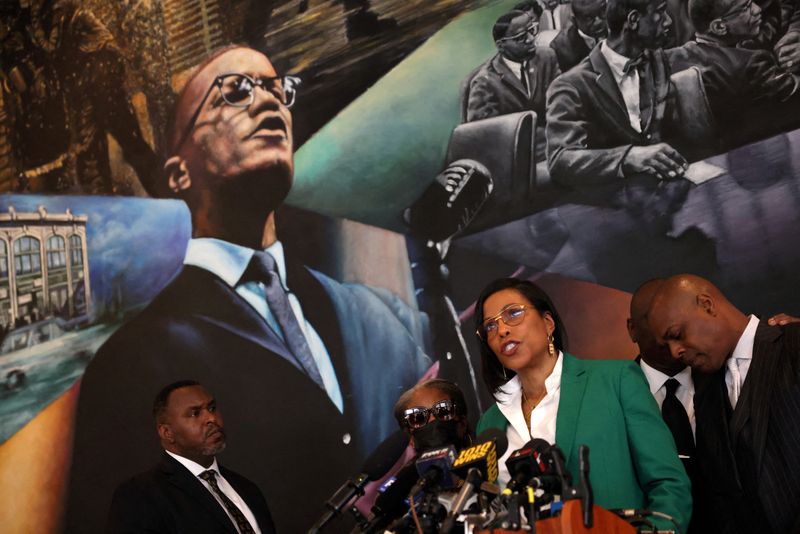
600, 41, 642, 133
639, 359, 696, 437
726, 315, 758, 409
502, 56, 531, 92
184, 237, 343, 412
166, 451, 262, 534
494, 351, 564, 487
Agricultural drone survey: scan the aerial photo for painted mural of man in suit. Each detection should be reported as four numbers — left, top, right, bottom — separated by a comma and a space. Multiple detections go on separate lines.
546, 0, 690, 188
107, 381, 276, 534
465, 9, 561, 160
66, 45, 432, 533
550, 0, 609, 71
649, 274, 800, 534
666, 0, 800, 149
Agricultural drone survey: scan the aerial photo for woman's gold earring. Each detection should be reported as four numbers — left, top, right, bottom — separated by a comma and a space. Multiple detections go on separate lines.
548, 334, 555, 358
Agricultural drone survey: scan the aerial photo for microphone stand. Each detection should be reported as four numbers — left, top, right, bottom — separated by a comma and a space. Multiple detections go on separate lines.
578, 445, 593, 528
308, 473, 370, 533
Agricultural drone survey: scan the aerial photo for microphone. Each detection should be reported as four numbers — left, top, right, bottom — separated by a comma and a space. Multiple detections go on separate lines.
404, 159, 493, 242
410, 445, 458, 495
309, 430, 409, 533
356, 462, 420, 534
504, 438, 551, 493
545, 444, 573, 490
578, 445, 593, 528
440, 430, 509, 533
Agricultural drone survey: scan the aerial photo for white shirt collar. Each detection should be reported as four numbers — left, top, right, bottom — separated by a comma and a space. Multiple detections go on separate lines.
731, 315, 759, 362
577, 29, 597, 49
600, 40, 632, 79
184, 237, 289, 290
495, 351, 564, 408
165, 450, 220, 477
501, 56, 524, 80
639, 358, 692, 395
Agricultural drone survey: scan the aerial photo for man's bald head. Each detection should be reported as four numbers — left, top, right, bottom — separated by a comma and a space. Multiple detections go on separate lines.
162, 45, 294, 231
628, 278, 684, 375
648, 274, 748, 373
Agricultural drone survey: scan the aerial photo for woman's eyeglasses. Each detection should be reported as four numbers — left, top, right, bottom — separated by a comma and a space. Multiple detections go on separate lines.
401, 400, 462, 430
476, 304, 533, 340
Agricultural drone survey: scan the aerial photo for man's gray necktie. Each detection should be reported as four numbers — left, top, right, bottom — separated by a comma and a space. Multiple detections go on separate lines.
244, 251, 325, 389
198, 470, 255, 534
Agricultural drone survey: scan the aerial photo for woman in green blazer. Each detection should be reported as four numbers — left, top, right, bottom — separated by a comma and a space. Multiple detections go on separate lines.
474, 278, 691, 532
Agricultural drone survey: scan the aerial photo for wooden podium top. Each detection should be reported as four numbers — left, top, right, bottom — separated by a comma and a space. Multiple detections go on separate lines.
477, 501, 636, 534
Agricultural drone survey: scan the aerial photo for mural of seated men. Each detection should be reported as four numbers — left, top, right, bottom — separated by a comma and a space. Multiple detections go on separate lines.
550, 0, 609, 72
546, 0, 690, 189
667, 0, 800, 150
464, 8, 561, 161
66, 45, 433, 533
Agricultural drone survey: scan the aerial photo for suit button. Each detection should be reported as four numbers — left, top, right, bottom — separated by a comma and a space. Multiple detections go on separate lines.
646, 134, 652, 140
342, 433, 352, 445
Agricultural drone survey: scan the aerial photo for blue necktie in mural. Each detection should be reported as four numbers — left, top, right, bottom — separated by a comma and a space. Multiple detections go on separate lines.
245, 250, 325, 389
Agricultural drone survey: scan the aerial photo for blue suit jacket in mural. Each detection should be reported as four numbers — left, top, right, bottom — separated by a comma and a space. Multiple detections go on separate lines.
65, 255, 431, 533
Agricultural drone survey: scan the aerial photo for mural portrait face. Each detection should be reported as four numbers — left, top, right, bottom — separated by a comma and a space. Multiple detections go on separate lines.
637, 0, 673, 48
170, 47, 294, 209
573, 0, 609, 39
497, 12, 540, 62
715, 0, 762, 40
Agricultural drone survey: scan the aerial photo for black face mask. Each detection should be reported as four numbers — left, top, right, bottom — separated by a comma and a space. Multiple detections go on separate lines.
412, 419, 464, 452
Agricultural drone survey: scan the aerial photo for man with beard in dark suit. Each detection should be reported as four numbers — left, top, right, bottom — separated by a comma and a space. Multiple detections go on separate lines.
65, 45, 432, 533
546, 0, 690, 187
550, 0, 609, 71
107, 381, 275, 534
649, 274, 800, 534
465, 8, 561, 160
666, 0, 800, 149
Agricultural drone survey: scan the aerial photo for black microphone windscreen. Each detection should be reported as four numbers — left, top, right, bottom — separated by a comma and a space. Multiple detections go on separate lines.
361, 430, 410, 480
476, 427, 509, 458
404, 159, 493, 242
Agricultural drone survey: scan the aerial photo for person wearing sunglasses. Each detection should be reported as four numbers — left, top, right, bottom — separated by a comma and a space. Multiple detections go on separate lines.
665, 0, 799, 151
66, 45, 433, 534
394, 379, 471, 453
464, 8, 561, 161
473, 278, 691, 533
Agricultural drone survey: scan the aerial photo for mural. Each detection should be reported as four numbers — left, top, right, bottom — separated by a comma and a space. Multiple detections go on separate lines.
0, 0, 799, 532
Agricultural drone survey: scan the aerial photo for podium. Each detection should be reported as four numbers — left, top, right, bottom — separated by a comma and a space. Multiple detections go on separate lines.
477, 501, 636, 534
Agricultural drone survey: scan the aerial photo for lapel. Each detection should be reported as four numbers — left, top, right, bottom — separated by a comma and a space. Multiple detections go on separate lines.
587, 45, 634, 131
169, 266, 300, 368
283, 253, 353, 411
491, 53, 529, 99
694, 368, 741, 489
568, 24, 591, 58
729, 322, 783, 479
555, 353, 588, 466
159, 453, 237, 534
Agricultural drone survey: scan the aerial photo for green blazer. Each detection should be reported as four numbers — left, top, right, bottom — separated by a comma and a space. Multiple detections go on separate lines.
477, 353, 691, 532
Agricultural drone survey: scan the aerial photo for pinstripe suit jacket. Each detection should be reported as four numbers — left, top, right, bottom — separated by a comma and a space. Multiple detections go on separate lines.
693, 322, 800, 534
